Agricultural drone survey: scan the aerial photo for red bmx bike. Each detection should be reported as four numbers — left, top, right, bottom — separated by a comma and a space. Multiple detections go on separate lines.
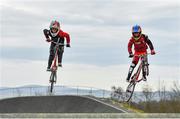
49, 40, 64, 93
125, 53, 151, 102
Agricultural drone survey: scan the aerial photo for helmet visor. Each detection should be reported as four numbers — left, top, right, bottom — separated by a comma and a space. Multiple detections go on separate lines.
133, 32, 140, 35
133, 32, 141, 38
50, 28, 58, 33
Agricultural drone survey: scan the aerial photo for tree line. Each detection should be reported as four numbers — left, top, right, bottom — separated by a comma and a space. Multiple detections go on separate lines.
111, 80, 180, 113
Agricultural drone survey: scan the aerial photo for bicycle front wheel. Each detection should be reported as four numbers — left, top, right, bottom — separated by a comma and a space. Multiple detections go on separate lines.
50, 71, 56, 93
125, 81, 136, 102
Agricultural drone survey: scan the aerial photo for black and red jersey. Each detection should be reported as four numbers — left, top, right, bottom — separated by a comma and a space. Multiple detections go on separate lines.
43, 29, 70, 44
128, 34, 154, 54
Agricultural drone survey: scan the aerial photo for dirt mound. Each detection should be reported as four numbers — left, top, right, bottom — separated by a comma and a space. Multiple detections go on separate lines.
0, 95, 125, 113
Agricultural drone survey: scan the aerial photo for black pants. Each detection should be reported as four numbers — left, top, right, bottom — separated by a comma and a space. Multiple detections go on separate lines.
48, 43, 64, 68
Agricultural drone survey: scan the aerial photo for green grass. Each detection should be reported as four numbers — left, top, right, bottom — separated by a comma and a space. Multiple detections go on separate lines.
108, 99, 144, 113
122, 102, 144, 113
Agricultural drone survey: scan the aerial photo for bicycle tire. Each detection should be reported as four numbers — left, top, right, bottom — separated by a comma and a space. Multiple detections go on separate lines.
144, 65, 149, 76
50, 72, 56, 93
146, 65, 149, 76
125, 81, 136, 102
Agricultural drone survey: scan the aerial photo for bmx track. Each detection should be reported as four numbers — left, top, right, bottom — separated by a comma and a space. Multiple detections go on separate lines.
0, 95, 127, 113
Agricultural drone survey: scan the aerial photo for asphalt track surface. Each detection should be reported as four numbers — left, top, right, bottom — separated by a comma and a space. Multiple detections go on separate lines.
0, 95, 127, 113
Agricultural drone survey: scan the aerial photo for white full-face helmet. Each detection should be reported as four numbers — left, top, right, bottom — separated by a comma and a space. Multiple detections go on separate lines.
49, 20, 60, 37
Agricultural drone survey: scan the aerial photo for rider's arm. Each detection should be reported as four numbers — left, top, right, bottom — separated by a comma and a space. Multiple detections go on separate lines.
144, 35, 154, 50
128, 39, 133, 54
43, 29, 50, 39
59, 30, 70, 44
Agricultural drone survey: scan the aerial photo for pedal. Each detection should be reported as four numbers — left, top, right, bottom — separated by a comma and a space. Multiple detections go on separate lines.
142, 77, 147, 81
49, 79, 55, 83
126, 89, 132, 93
130, 78, 136, 83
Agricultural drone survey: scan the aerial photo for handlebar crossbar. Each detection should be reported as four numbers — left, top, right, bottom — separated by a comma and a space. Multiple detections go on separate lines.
50, 41, 65, 46
133, 53, 151, 57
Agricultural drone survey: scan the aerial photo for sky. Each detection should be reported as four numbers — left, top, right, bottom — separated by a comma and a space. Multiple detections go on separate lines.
0, 0, 180, 91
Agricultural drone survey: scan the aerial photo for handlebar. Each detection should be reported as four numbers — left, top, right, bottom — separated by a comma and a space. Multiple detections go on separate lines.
50, 41, 65, 46
133, 53, 151, 57
129, 52, 153, 58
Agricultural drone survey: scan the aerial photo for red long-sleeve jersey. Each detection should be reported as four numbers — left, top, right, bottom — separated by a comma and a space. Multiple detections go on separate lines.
58, 30, 70, 44
128, 34, 154, 54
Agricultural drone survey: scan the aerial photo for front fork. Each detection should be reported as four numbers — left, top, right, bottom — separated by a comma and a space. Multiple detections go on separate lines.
132, 63, 142, 82
51, 48, 58, 72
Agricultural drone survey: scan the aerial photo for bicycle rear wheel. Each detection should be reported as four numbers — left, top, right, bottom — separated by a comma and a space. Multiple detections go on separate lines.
146, 65, 149, 76
125, 81, 136, 102
50, 71, 56, 93
143, 65, 149, 76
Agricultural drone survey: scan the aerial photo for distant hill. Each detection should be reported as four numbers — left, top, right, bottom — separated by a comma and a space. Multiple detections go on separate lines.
0, 85, 111, 99
0, 85, 174, 103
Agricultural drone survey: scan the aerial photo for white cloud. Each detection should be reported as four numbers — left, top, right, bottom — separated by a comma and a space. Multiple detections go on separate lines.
0, 0, 180, 89
1, 0, 179, 47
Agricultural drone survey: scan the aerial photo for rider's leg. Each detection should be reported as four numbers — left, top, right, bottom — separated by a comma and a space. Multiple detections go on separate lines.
47, 44, 55, 71
126, 63, 136, 82
58, 46, 64, 67
126, 56, 139, 82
